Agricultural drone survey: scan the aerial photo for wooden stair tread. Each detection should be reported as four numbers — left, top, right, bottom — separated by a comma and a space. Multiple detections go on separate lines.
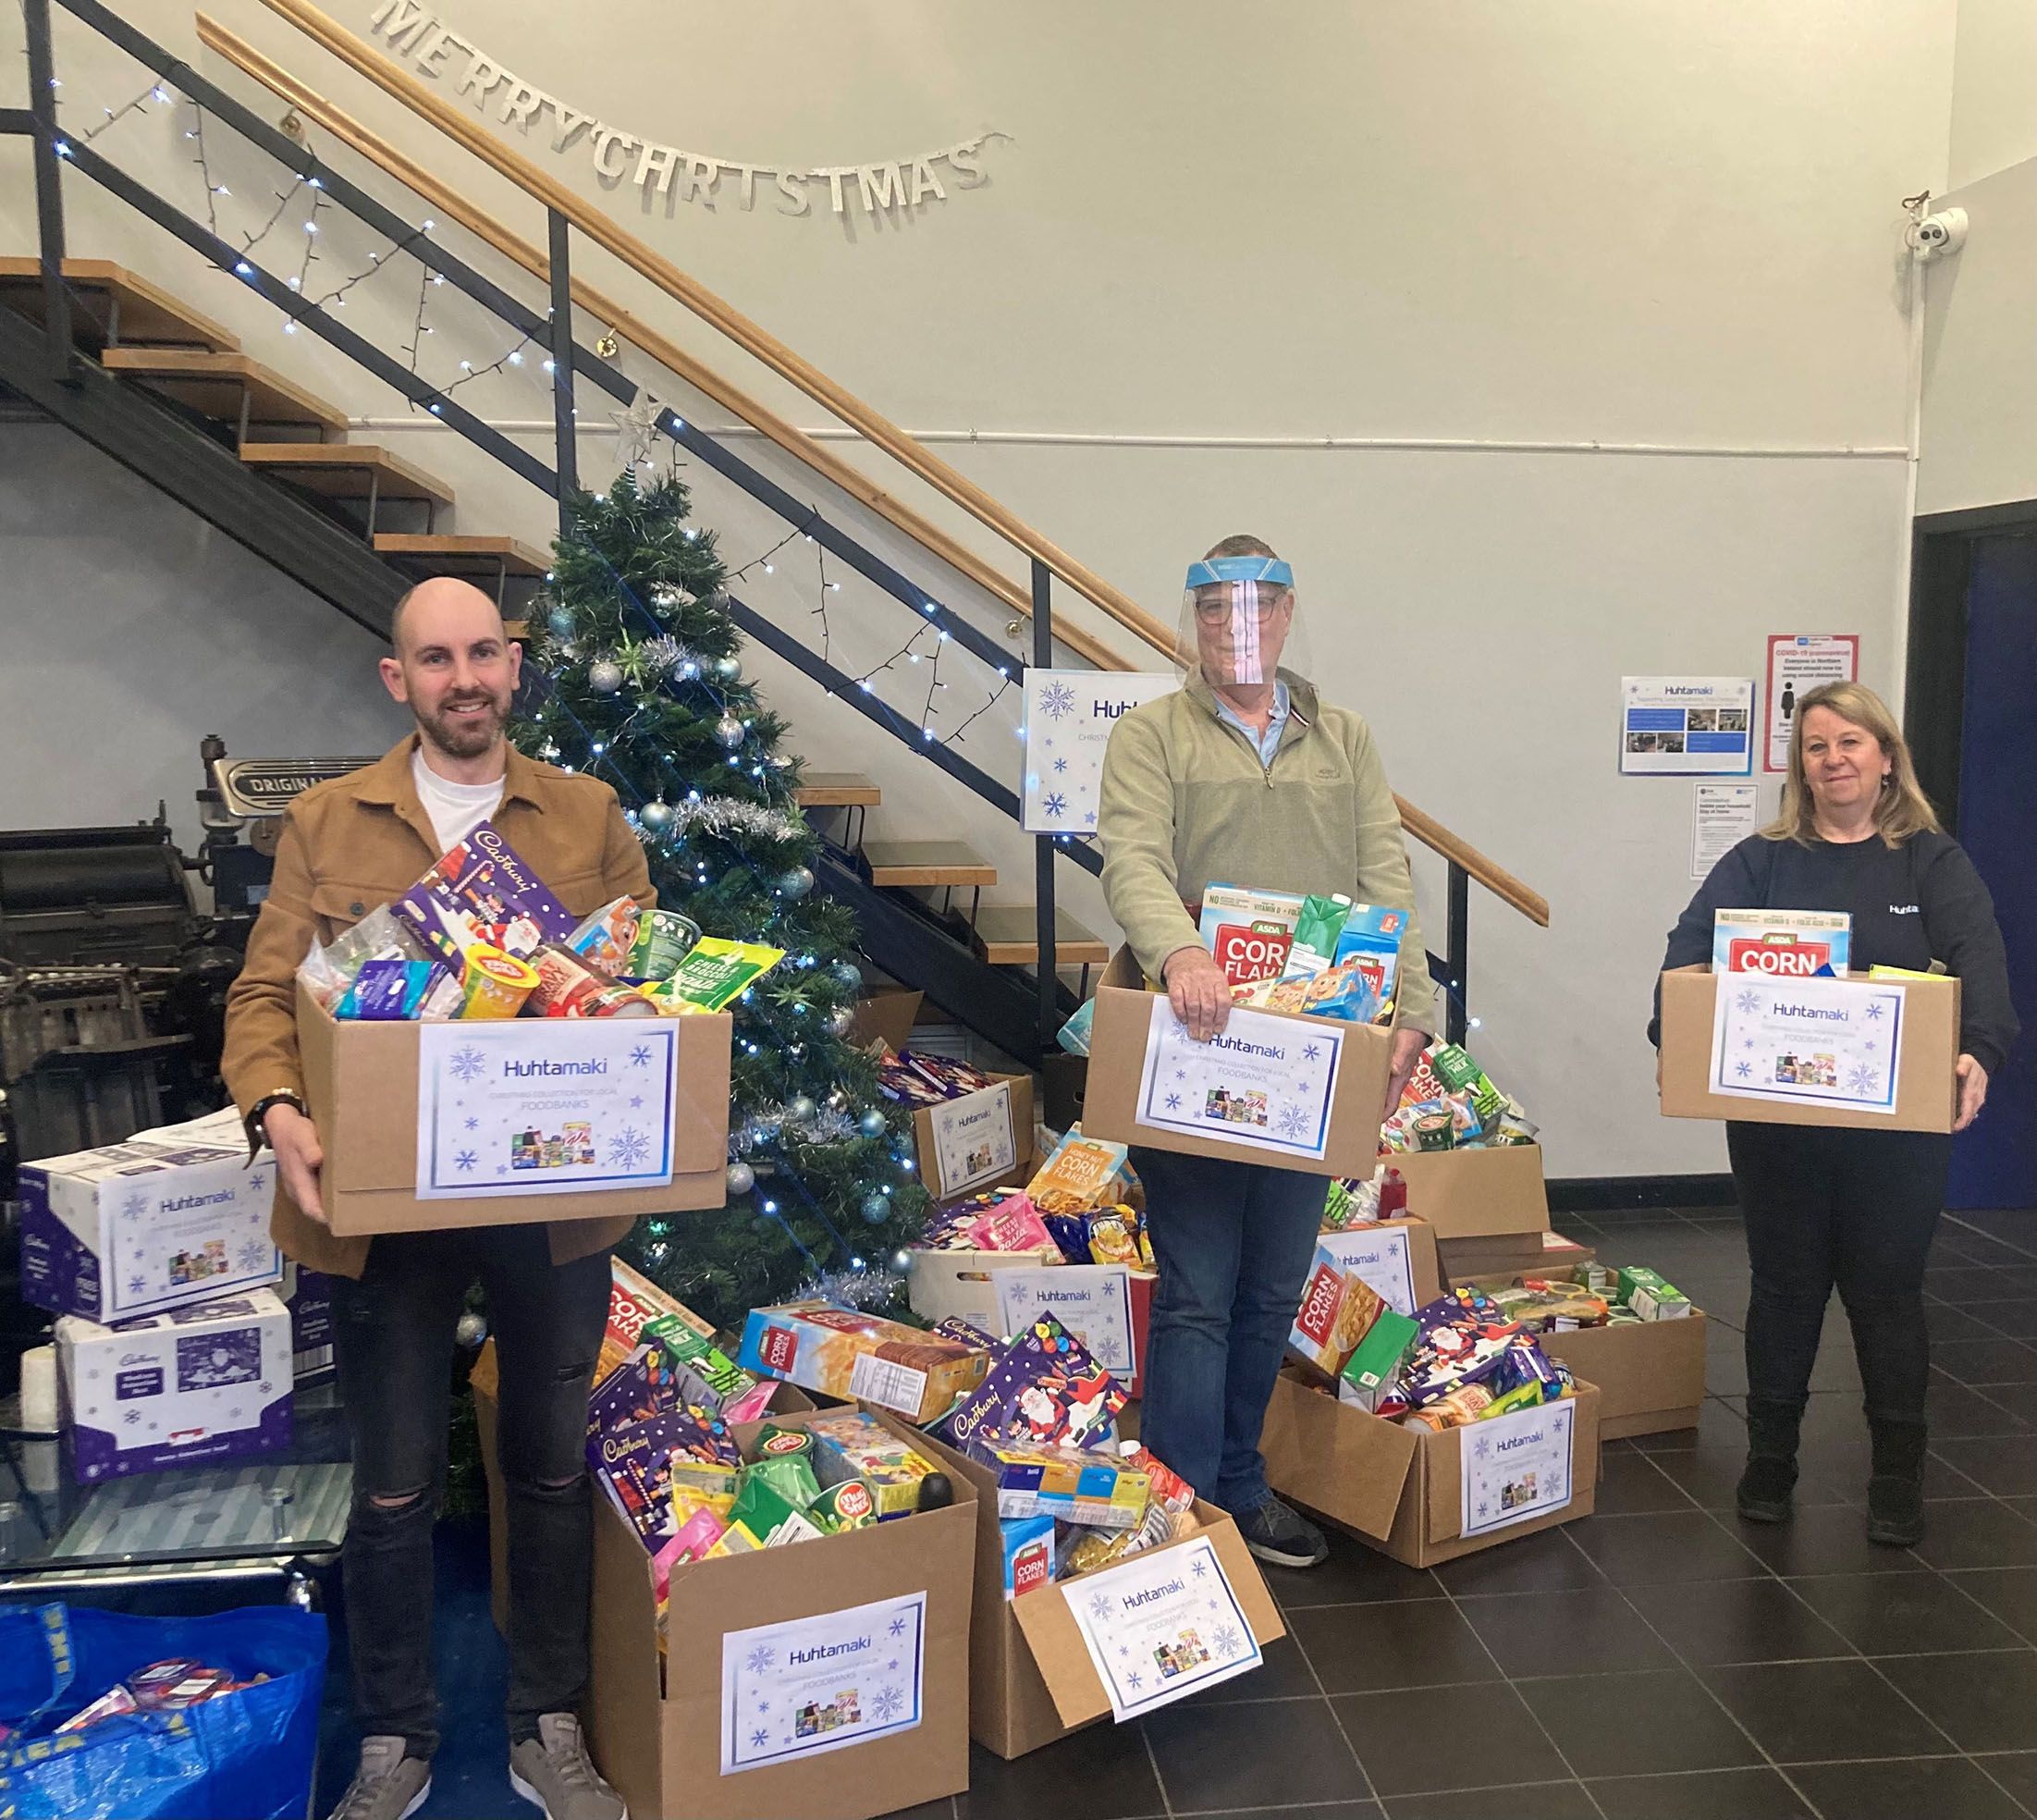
864, 840, 996, 888
374, 533, 549, 575
241, 442, 455, 505
971, 904, 1111, 966
795, 771, 881, 808
0, 256, 239, 352
101, 347, 347, 433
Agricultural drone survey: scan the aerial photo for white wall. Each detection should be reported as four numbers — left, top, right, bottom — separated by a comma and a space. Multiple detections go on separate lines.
1948, 0, 2037, 188
0, 0, 1962, 1177
0, 423, 410, 858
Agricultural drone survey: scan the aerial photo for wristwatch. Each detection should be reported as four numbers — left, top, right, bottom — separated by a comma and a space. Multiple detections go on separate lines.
244, 1090, 308, 1163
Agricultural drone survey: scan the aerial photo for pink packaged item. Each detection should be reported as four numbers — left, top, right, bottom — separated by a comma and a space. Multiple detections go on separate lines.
653, 1502, 729, 1595
963, 1192, 1060, 1257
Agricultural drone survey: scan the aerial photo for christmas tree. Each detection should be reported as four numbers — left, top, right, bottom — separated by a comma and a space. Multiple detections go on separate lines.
513, 470, 930, 1326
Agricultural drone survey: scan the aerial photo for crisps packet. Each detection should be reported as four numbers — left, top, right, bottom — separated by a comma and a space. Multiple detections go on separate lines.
648, 938, 787, 1014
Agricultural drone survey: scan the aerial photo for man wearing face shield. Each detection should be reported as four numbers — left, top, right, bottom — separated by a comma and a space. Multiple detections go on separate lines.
1098, 535, 1435, 1568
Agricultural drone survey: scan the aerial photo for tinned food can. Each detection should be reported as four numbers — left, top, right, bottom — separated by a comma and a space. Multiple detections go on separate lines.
528, 942, 658, 1018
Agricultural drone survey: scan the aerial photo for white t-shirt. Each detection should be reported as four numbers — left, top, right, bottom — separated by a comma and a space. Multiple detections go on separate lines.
411, 747, 506, 856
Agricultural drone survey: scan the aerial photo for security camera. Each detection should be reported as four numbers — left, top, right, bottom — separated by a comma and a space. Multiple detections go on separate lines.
1908, 207, 1968, 262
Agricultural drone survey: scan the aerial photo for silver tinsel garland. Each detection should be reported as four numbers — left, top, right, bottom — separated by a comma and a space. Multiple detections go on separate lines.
660, 794, 805, 844
730, 1103, 860, 1157
791, 1265, 905, 1313
639, 634, 703, 677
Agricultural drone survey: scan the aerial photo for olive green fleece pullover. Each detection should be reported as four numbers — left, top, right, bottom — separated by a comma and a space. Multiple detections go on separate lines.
1096, 669, 1438, 1033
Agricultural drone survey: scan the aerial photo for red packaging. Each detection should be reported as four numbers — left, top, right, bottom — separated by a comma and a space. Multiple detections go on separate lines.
527, 943, 657, 1019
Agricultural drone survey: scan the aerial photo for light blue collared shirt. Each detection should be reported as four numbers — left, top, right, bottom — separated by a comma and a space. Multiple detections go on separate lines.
1212, 682, 1292, 769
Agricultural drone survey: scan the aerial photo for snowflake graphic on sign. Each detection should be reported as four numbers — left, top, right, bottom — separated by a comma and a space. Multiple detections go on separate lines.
1043, 793, 1068, 819
1088, 1591, 1114, 1625
750, 1728, 769, 1751
630, 1043, 652, 1069
455, 1149, 478, 1173
1473, 1433, 1494, 1462
1039, 681, 1078, 719
745, 1643, 776, 1676
449, 1045, 487, 1084
129, 1273, 148, 1297
1191, 1555, 1209, 1580
237, 1240, 270, 1273
889, 1616, 909, 1639
465, 1115, 480, 1131
1275, 1102, 1314, 1142
870, 1683, 905, 1725
1735, 1060, 1754, 1079
607, 1126, 651, 1170
1302, 1042, 1321, 1064
1165, 1092, 1183, 1112
123, 1191, 152, 1223
1866, 1001, 1884, 1020
1736, 990, 1762, 1016
248, 1170, 268, 1195
1125, 1668, 1144, 1691
1213, 1623, 1244, 1660
1846, 1063, 1882, 1096
1052, 756, 1069, 773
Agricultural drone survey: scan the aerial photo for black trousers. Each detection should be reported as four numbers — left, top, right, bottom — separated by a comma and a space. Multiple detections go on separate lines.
332, 1224, 612, 1755
1728, 1121, 1952, 1427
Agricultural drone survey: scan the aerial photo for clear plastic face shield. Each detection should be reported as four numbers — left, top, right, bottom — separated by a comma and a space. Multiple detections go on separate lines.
1177, 556, 1306, 691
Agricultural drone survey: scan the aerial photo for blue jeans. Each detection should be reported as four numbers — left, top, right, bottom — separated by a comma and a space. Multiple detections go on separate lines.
1132, 1146, 1330, 1513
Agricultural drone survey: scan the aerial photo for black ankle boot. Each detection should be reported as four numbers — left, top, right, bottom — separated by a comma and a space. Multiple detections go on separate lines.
1736, 1396, 1804, 1525
1866, 1417, 1928, 1546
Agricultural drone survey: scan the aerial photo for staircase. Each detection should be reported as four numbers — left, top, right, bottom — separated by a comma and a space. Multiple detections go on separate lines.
1, 0, 1547, 1070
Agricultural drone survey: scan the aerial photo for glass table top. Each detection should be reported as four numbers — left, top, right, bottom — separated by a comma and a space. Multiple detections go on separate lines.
0, 1380, 352, 1580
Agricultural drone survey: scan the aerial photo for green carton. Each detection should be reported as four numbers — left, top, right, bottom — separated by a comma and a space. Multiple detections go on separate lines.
1337, 1307, 1421, 1410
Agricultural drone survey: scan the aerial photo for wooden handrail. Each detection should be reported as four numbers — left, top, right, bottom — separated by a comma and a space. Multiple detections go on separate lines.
246, 0, 1182, 666
193, 15, 1126, 677
211, 4, 1551, 930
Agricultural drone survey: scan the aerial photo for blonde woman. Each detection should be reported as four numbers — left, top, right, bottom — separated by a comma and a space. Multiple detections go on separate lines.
1649, 681, 2016, 1547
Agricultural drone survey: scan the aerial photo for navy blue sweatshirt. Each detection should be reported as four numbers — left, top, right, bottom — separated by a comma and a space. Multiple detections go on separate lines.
1650, 830, 2018, 1076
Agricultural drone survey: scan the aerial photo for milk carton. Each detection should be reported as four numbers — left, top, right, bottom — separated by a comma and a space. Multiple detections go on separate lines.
19, 1108, 282, 1322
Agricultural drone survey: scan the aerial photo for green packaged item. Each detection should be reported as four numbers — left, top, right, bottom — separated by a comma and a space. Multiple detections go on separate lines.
653, 938, 787, 1014
1482, 1379, 1549, 1419
1430, 1042, 1507, 1127
645, 1316, 757, 1408
1284, 894, 1355, 977
627, 908, 701, 981
754, 1422, 814, 1462
729, 1470, 825, 1545
808, 1479, 878, 1531
1338, 1306, 1419, 1410
1616, 1265, 1693, 1321
749, 1452, 822, 1510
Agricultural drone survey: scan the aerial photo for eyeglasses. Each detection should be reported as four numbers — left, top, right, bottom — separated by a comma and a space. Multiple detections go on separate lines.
1192, 590, 1290, 624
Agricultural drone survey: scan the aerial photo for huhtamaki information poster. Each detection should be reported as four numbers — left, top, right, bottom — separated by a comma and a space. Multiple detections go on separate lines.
1619, 677, 1755, 776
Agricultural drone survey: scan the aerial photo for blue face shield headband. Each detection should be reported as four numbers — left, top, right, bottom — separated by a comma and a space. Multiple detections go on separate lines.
1183, 556, 1294, 591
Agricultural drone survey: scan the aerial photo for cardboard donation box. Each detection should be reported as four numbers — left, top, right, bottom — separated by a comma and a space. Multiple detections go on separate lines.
296, 981, 733, 1236
1440, 1227, 1595, 1290
1659, 965, 1961, 1134
917, 1430, 1284, 1759
908, 1255, 1158, 1390
1464, 1271, 1706, 1440
848, 984, 923, 1057
1263, 1374, 1601, 1568
1390, 1143, 1551, 1242
909, 1072, 1037, 1203
1314, 1217, 1444, 1320
1083, 950, 1393, 1176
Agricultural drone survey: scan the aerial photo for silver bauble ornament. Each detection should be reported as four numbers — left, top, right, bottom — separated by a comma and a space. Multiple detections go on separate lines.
778, 866, 815, 901
714, 713, 745, 750
547, 605, 574, 638
831, 961, 864, 993
860, 1193, 889, 1224
828, 1003, 856, 1038
455, 1310, 486, 1348
725, 1161, 755, 1197
713, 655, 742, 683
639, 797, 673, 833
700, 589, 730, 614
589, 659, 624, 695
826, 1088, 849, 1113
650, 584, 687, 612
786, 1094, 817, 1125
857, 1108, 887, 1138
537, 740, 561, 762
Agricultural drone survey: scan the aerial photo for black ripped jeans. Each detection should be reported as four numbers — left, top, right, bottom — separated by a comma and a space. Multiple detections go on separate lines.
332, 1224, 612, 1756
1728, 1122, 1953, 1428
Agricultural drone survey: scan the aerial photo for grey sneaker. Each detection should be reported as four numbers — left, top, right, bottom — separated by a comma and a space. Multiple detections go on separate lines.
509, 1713, 627, 1820
1236, 1493, 1330, 1568
326, 1736, 431, 1820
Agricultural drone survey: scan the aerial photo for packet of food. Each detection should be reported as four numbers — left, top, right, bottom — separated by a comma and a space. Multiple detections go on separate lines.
567, 896, 644, 973
1086, 1208, 1141, 1268
1283, 893, 1356, 977
648, 938, 787, 1014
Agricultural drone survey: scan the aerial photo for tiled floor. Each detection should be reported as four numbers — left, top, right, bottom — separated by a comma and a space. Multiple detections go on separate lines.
319, 1202, 2037, 1820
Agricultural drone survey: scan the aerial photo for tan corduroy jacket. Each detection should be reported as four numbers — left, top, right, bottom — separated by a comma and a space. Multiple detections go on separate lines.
1097, 669, 1438, 1033
220, 734, 655, 1278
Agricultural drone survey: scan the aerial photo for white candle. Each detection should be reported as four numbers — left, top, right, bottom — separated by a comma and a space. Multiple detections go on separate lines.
18, 1345, 56, 1433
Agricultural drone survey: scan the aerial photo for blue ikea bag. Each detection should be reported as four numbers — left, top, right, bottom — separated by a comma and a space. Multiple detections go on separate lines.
0, 1602, 325, 1820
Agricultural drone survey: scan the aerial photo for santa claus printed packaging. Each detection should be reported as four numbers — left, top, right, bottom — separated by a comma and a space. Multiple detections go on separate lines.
937, 1312, 1126, 1455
